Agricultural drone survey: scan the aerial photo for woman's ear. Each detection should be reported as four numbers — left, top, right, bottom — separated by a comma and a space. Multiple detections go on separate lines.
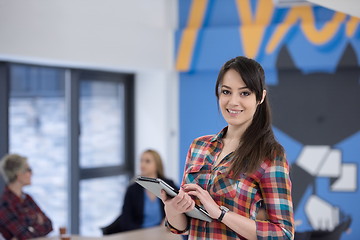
259, 90, 267, 104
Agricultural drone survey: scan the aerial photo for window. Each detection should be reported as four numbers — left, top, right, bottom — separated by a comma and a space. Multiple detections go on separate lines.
79, 77, 125, 168
9, 64, 68, 231
77, 70, 134, 235
0, 63, 134, 235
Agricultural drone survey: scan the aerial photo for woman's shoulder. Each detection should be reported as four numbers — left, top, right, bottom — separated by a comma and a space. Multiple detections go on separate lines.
191, 134, 216, 146
248, 154, 289, 182
160, 177, 178, 189
127, 181, 143, 193
260, 152, 290, 173
23, 192, 39, 204
191, 127, 227, 145
195, 134, 214, 141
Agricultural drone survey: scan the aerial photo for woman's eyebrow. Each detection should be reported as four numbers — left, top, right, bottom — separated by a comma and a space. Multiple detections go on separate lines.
221, 84, 248, 90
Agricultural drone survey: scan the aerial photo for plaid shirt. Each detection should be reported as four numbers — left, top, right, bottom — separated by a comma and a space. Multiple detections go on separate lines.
168, 127, 294, 240
0, 187, 53, 240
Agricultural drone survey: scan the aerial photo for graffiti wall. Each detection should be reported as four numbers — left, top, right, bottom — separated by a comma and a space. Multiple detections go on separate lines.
176, 0, 360, 239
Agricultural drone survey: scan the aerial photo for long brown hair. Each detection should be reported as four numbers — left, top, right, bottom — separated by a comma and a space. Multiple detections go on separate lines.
215, 56, 284, 176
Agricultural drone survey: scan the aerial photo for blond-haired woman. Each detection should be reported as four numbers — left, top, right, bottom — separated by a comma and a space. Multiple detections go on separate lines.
101, 149, 177, 235
0, 154, 53, 240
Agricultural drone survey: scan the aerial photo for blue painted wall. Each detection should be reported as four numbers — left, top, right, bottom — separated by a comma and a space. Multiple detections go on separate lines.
176, 0, 360, 239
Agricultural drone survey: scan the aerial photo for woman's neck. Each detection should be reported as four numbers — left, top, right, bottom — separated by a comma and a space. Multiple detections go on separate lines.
226, 125, 246, 141
8, 182, 23, 198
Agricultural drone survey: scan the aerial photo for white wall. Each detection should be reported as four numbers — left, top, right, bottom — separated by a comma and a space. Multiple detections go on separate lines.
0, 0, 179, 181
0, 0, 176, 71
306, 0, 360, 18
135, 71, 179, 181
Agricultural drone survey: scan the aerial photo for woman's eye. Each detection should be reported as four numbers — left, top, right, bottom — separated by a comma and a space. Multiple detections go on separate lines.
221, 90, 230, 95
240, 91, 251, 96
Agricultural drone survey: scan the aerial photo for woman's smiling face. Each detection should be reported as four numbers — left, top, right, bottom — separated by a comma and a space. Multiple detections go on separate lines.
218, 69, 261, 130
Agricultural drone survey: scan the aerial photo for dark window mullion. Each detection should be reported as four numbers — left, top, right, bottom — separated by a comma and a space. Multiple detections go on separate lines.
124, 75, 135, 175
66, 69, 80, 234
0, 63, 9, 192
80, 165, 130, 180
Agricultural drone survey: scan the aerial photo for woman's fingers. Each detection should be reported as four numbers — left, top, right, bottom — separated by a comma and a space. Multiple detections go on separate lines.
178, 193, 194, 209
160, 189, 169, 202
176, 190, 193, 210
182, 183, 200, 191
163, 189, 195, 214
184, 197, 196, 212
188, 199, 196, 211
182, 183, 221, 219
183, 184, 204, 198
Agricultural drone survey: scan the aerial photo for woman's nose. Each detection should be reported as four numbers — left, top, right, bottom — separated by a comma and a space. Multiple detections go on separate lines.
229, 93, 240, 105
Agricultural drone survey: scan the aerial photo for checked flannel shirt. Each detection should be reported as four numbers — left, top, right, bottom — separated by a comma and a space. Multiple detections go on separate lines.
167, 127, 294, 240
0, 187, 53, 240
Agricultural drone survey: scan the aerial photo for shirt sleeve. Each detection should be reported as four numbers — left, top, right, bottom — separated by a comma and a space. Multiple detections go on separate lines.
0, 196, 53, 240
164, 218, 190, 235
28, 196, 53, 236
0, 202, 39, 240
256, 156, 294, 240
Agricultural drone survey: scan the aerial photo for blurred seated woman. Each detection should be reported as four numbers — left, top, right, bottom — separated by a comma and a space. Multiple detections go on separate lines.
101, 149, 177, 235
0, 154, 53, 240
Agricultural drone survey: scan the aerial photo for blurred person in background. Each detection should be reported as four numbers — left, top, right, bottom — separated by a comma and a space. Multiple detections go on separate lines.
101, 149, 177, 235
0, 154, 53, 240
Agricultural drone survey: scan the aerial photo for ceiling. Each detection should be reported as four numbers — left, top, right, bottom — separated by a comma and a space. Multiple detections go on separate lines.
306, 0, 360, 18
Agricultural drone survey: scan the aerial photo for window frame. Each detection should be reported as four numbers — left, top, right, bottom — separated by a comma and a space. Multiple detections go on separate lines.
0, 63, 9, 191
0, 63, 135, 234
68, 69, 135, 233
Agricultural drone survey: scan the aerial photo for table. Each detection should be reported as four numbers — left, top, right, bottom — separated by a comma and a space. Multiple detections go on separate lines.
31, 226, 183, 240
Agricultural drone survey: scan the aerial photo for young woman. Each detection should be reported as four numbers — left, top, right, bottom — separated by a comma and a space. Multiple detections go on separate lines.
0, 154, 53, 240
101, 149, 177, 235
161, 57, 294, 240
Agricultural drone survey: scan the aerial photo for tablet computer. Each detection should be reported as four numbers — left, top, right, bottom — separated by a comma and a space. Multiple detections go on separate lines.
135, 176, 212, 222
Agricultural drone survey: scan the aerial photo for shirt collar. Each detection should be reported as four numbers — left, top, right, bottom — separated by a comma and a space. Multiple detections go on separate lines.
210, 126, 228, 142
4, 185, 25, 201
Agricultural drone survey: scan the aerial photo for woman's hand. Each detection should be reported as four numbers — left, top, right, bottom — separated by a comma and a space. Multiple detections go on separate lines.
257, 208, 268, 221
182, 184, 221, 219
160, 189, 195, 218
36, 214, 44, 225
160, 189, 194, 232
